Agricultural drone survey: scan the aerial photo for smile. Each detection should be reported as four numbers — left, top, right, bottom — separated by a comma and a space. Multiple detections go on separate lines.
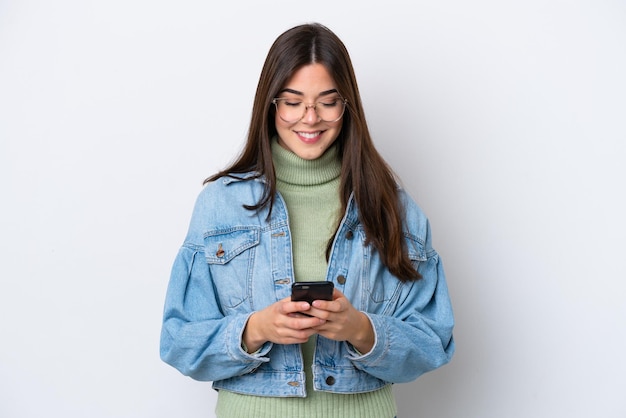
296, 131, 322, 140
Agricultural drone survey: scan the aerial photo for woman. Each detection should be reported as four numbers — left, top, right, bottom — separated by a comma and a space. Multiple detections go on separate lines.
160, 22, 455, 418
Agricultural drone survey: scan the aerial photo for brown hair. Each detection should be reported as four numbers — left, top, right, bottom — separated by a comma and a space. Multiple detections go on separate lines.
206, 23, 420, 282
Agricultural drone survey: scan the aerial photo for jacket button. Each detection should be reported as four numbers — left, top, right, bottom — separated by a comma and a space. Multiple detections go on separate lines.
337, 275, 346, 285
345, 230, 354, 240
287, 381, 300, 387
325, 376, 336, 386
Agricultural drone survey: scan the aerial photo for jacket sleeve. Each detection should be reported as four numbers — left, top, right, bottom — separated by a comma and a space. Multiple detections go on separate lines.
159, 243, 272, 381
346, 220, 455, 383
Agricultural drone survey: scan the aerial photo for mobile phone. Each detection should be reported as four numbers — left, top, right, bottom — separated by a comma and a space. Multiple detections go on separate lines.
291, 281, 334, 304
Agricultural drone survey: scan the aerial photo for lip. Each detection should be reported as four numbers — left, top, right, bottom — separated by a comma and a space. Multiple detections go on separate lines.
295, 130, 323, 144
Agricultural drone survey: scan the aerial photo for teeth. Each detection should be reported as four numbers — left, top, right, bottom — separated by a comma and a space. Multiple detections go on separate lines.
298, 131, 320, 139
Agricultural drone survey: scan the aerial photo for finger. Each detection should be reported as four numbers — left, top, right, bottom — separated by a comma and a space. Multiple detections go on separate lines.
315, 288, 348, 311
275, 328, 317, 344
288, 314, 326, 329
311, 298, 343, 313
280, 300, 312, 315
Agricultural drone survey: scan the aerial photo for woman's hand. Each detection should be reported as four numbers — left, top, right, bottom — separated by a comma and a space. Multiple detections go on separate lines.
242, 297, 326, 353
308, 289, 375, 354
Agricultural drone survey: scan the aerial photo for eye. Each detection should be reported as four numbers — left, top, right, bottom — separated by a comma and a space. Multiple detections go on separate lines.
282, 99, 302, 107
319, 98, 341, 108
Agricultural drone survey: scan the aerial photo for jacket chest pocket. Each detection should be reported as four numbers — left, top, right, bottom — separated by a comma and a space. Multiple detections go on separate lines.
365, 234, 427, 308
204, 227, 260, 310
404, 233, 427, 271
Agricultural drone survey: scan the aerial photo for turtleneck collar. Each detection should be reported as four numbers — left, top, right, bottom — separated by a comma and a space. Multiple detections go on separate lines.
271, 137, 341, 186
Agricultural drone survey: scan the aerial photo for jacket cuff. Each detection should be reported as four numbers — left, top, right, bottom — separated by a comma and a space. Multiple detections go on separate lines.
232, 313, 272, 364
345, 312, 383, 360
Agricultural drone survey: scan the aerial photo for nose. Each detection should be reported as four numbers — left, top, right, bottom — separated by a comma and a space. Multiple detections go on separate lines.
302, 105, 321, 123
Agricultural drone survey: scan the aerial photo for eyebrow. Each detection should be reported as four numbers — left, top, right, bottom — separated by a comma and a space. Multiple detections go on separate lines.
278, 88, 339, 97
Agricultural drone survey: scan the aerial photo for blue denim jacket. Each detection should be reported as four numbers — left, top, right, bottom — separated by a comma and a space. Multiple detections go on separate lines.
160, 173, 455, 397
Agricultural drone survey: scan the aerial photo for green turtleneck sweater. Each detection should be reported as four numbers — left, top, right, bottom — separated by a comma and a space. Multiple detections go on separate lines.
273, 139, 342, 283
215, 139, 396, 418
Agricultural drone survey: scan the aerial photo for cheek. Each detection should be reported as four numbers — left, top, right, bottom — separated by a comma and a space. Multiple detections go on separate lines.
274, 114, 291, 132
328, 121, 343, 140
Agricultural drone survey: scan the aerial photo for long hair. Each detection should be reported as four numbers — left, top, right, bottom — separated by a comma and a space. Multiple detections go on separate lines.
206, 23, 420, 282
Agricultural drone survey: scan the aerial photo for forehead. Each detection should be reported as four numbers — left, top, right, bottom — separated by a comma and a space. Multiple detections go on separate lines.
281, 63, 337, 96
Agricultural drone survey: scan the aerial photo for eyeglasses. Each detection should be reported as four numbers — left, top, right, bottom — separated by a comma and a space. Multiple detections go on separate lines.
271, 96, 347, 123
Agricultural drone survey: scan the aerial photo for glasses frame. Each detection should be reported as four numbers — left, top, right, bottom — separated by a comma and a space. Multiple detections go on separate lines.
271, 96, 348, 123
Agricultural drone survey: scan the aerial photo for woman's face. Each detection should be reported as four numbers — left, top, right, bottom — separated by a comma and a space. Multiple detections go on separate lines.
274, 63, 344, 160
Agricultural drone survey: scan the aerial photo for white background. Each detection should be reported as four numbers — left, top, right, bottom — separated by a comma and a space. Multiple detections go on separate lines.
1, 1, 625, 417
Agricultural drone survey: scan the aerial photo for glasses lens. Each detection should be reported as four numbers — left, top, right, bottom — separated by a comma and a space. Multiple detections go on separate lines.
275, 98, 345, 122
315, 98, 345, 121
